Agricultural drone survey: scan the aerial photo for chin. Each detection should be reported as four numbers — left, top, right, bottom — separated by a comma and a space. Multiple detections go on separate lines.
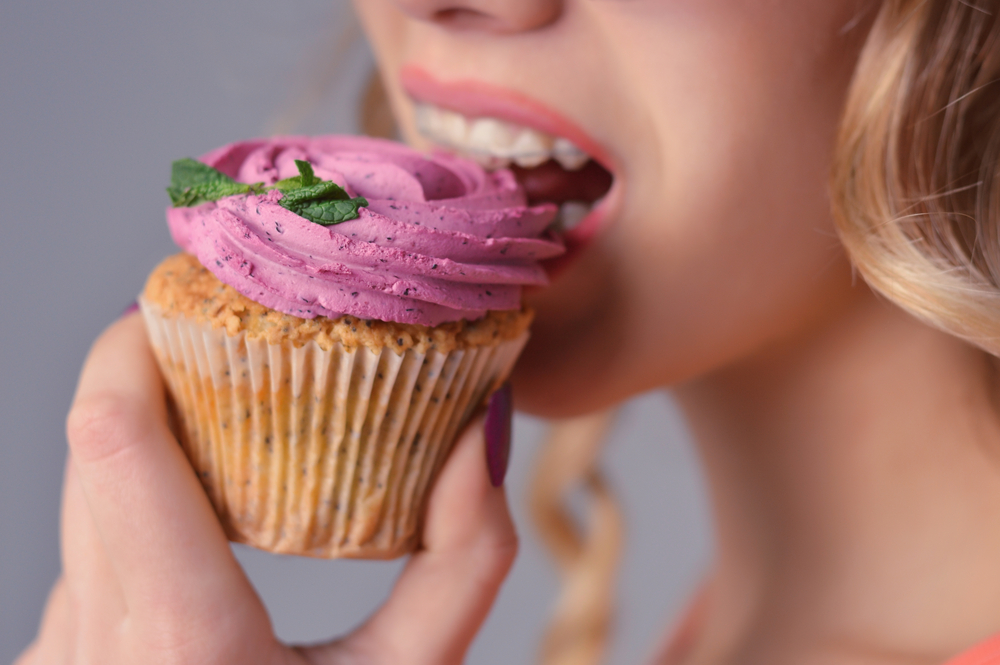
509, 355, 616, 419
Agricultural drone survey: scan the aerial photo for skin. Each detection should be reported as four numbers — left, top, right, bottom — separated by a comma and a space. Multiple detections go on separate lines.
21, 1, 1000, 663
352, 0, 1000, 663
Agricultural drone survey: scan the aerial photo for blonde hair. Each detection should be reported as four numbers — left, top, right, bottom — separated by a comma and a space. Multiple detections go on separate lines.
832, 0, 1000, 352
530, 412, 623, 665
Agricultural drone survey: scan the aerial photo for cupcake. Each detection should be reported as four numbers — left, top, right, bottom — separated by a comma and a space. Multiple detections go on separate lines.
140, 135, 562, 559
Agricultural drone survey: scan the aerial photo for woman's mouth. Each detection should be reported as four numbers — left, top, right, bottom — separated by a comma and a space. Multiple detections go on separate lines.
400, 68, 617, 265
413, 102, 614, 236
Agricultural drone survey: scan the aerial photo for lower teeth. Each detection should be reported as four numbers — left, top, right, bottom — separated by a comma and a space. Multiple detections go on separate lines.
554, 201, 592, 232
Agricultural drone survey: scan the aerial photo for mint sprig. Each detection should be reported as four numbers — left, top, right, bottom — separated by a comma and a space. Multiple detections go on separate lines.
167, 158, 368, 225
276, 161, 369, 225
166, 158, 262, 207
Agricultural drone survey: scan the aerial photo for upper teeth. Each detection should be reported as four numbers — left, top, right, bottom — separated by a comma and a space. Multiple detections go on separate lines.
414, 103, 590, 171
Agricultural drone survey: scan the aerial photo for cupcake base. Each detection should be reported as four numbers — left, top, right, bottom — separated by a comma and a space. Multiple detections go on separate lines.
141, 254, 530, 559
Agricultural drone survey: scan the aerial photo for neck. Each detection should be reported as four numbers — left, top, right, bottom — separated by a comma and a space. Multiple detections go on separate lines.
671, 290, 1000, 664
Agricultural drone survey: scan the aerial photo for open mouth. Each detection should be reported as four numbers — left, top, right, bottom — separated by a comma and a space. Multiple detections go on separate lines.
413, 102, 615, 237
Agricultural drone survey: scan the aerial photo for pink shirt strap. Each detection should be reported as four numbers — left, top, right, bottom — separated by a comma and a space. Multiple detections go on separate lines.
946, 634, 1000, 665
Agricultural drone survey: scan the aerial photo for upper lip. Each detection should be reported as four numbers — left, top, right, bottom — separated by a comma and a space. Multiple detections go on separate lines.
400, 65, 616, 172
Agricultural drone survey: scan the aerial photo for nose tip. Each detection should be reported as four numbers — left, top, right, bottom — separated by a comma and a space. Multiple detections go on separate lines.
392, 0, 563, 33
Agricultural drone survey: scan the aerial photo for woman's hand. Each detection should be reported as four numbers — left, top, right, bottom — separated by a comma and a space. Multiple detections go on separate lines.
17, 313, 518, 665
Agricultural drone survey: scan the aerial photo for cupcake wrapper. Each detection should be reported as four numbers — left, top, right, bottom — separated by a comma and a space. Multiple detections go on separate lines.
140, 299, 527, 559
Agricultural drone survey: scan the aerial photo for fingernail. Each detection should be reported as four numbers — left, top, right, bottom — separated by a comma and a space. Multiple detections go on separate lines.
121, 300, 139, 318
484, 381, 512, 487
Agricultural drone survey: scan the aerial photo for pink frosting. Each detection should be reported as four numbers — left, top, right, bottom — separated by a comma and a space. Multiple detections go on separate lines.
167, 135, 563, 326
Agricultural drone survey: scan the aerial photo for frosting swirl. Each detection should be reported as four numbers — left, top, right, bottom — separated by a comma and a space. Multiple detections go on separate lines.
167, 135, 563, 326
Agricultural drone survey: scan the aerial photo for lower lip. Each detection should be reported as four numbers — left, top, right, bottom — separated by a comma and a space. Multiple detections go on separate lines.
540, 181, 620, 280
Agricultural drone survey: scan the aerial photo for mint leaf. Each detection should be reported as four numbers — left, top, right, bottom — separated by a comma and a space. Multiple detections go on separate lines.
279, 181, 369, 225
167, 158, 261, 207
272, 159, 321, 191
293, 159, 319, 186
273, 177, 302, 191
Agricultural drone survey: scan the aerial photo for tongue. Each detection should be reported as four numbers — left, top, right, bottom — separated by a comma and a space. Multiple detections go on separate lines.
511, 160, 613, 206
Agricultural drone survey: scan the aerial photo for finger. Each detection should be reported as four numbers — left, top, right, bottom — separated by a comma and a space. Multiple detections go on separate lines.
65, 314, 257, 619
315, 416, 518, 664
15, 578, 72, 665
60, 457, 127, 632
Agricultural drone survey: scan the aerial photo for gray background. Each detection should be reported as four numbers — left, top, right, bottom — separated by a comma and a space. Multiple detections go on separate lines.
0, 2, 711, 662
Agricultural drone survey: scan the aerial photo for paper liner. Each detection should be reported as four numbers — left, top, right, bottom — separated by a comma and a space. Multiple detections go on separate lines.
139, 299, 527, 559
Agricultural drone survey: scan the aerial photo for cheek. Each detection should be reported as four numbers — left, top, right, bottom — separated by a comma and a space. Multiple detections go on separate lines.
517, 5, 866, 416
624, 10, 863, 358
